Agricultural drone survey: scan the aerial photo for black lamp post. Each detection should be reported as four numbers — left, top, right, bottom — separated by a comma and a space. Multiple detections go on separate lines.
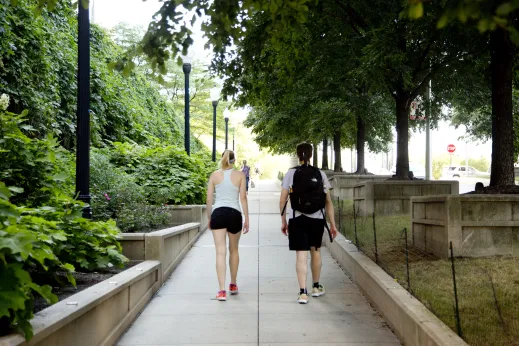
182, 56, 192, 156
232, 128, 235, 151
210, 88, 220, 162
224, 116, 229, 149
76, 1, 91, 219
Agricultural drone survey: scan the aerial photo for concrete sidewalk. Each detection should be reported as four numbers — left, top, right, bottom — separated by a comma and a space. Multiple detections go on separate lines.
117, 181, 400, 346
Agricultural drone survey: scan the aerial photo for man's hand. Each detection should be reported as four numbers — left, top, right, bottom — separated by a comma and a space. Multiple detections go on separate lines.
281, 219, 288, 236
330, 224, 338, 239
242, 218, 250, 234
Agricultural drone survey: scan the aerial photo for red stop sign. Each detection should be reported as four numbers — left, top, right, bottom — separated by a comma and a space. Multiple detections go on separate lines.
447, 144, 456, 153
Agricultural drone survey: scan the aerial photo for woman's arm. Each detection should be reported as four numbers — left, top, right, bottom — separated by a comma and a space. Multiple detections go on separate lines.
206, 173, 214, 225
240, 172, 250, 233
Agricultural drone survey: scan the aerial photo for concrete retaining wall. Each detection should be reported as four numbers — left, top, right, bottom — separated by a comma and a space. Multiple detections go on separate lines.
165, 205, 208, 232
329, 175, 392, 199
119, 223, 202, 283
412, 195, 519, 258
1, 222, 204, 345
354, 180, 459, 216
324, 234, 467, 346
0, 261, 161, 346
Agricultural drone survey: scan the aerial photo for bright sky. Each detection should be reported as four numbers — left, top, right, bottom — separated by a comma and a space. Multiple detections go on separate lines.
92, 0, 493, 168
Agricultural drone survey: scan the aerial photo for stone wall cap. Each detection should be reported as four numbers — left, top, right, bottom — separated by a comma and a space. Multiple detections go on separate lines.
164, 205, 205, 210
354, 180, 459, 187
117, 233, 146, 240
146, 223, 200, 239
0, 260, 160, 346
412, 194, 519, 202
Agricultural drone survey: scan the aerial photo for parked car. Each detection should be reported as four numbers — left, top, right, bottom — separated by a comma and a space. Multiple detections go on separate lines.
443, 166, 479, 178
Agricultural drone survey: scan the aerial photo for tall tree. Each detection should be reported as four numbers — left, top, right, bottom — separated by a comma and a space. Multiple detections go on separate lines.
411, 0, 519, 187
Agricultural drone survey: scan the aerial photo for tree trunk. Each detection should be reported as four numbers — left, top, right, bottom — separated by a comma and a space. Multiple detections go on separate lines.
395, 97, 410, 179
313, 142, 319, 167
355, 117, 366, 174
489, 28, 515, 187
322, 138, 329, 170
333, 132, 341, 172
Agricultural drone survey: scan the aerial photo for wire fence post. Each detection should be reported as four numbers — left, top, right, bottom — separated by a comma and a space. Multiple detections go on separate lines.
450, 241, 463, 338
353, 201, 359, 251
337, 197, 341, 234
373, 212, 378, 264
404, 227, 410, 290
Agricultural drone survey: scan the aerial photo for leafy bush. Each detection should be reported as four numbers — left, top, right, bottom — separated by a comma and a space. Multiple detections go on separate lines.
109, 142, 215, 205
0, 107, 127, 339
0, 183, 73, 339
0, 108, 74, 206
91, 150, 170, 232
468, 156, 490, 173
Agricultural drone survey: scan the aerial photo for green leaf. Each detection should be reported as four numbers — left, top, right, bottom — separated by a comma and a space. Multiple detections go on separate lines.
0, 183, 12, 200
496, 3, 513, 16
510, 27, 519, 45
437, 14, 449, 29
477, 18, 489, 32
28, 283, 58, 304
8, 186, 24, 194
409, 3, 423, 19
52, 172, 69, 181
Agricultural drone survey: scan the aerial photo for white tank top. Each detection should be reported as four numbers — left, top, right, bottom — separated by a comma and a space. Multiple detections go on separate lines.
212, 169, 241, 213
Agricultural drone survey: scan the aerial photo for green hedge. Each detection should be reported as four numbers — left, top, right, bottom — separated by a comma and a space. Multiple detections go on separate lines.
0, 107, 127, 339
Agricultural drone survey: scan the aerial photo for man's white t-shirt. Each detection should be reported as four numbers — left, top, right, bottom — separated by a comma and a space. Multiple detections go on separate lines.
281, 167, 331, 220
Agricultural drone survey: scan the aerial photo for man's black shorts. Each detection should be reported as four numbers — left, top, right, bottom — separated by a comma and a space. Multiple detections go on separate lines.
288, 215, 325, 251
210, 207, 243, 234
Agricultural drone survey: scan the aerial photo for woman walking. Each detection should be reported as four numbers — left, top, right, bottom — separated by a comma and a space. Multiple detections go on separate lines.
206, 150, 250, 301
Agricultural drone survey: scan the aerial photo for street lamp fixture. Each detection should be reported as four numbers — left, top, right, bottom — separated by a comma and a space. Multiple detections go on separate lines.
210, 87, 220, 162
181, 53, 192, 156
224, 109, 230, 150
76, 1, 91, 219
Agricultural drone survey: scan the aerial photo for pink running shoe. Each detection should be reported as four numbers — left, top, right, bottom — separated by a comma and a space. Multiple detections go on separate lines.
216, 290, 227, 301
229, 283, 239, 295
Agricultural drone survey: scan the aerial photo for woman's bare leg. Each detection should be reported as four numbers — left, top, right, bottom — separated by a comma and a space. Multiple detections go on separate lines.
212, 228, 227, 291
228, 231, 242, 284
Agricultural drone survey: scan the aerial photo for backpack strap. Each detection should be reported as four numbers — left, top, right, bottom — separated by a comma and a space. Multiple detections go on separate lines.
281, 199, 288, 216
321, 209, 334, 243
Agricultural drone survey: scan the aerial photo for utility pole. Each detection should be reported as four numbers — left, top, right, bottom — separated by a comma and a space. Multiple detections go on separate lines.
425, 78, 432, 180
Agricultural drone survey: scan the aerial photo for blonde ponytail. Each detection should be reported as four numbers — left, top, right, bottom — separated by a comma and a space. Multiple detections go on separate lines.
220, 150, 235, 170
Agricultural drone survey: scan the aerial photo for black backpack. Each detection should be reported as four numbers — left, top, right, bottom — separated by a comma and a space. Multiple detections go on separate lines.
280, 164, 334, 243
289, 165, 326, 214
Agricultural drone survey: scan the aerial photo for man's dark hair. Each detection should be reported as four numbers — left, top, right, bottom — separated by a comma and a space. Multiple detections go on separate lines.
296, 143, 313, 164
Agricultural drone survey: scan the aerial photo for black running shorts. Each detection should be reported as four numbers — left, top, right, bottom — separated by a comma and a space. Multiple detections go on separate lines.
210, 207, 243, 234
288, 215, 325, 251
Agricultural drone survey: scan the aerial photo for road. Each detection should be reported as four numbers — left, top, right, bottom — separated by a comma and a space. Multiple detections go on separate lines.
444, 177, 490, 194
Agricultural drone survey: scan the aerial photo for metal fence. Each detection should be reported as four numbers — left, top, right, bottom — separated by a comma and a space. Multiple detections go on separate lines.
334, 197, 519, 346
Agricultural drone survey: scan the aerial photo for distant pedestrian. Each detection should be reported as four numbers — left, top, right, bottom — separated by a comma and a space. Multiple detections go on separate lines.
242, 160, 251, 192
206, 150, 250, 301
280, 143, 338, 304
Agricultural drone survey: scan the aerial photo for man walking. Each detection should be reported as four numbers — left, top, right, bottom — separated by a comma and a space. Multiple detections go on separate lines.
241, 160, 250, 192
280, 143, 338, 304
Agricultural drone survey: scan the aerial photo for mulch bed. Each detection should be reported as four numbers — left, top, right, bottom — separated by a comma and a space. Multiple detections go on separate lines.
33, 260, 143, 313
465, 185, 519, 194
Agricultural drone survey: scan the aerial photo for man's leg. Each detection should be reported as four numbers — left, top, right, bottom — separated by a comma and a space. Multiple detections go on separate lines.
309, 218, 326, 297
310, 247, 322, 284
296, 250, 308, 289
296, 250, 309, 303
